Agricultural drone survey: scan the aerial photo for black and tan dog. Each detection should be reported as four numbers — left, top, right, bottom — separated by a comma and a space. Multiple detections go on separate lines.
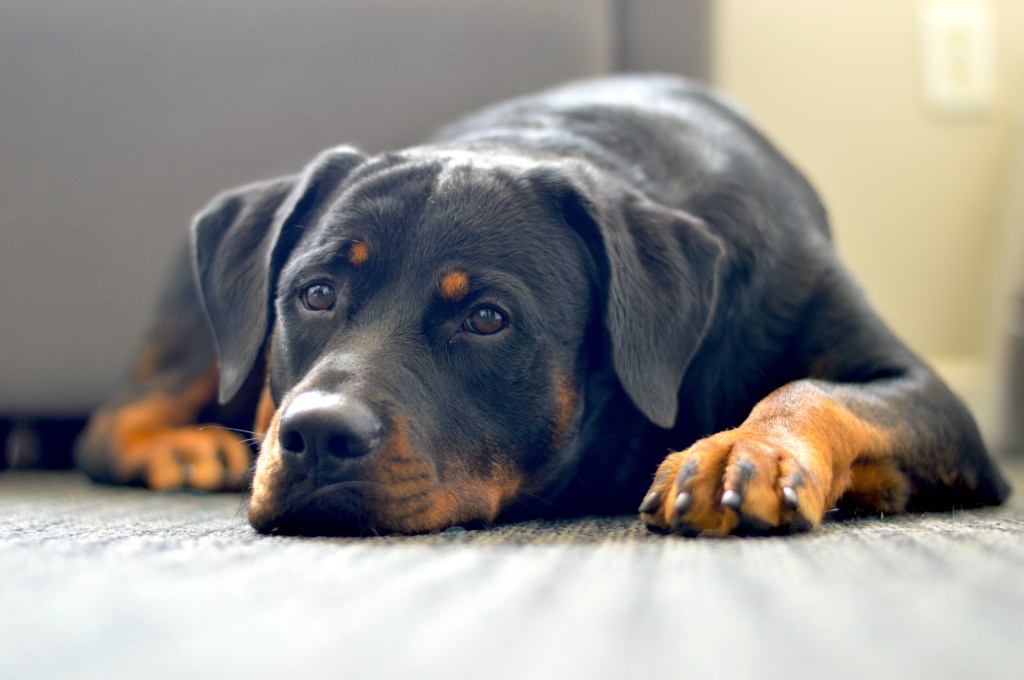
76, 75, 1010, 536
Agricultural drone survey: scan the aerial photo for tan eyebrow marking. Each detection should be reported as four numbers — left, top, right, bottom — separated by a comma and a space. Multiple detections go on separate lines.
439, 270, 470, 303
347, 240, 370, 266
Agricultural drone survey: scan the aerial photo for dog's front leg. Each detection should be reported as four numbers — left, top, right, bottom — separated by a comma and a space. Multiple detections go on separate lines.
74, 248, 259, 491
639, 372, 1008, 536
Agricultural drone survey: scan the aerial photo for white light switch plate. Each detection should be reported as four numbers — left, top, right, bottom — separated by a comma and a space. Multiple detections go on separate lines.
919, 0, 995, 117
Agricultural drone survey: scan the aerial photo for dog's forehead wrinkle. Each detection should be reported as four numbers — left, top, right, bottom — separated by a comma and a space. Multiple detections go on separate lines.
279, 220, 350, 276
300, 154, 551, 271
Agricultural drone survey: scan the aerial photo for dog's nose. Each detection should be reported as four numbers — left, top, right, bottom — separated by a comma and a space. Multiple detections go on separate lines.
277, 391, 383, 460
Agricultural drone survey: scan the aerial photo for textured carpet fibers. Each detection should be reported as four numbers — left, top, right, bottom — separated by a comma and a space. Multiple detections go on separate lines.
2, 463, 1023, 680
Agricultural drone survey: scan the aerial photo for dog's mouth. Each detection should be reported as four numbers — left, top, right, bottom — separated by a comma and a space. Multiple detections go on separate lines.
251, 480, 379, 536
247, 400, 521, 536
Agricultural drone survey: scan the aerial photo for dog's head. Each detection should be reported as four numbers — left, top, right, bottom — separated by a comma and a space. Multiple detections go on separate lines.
192, 145, 722, 535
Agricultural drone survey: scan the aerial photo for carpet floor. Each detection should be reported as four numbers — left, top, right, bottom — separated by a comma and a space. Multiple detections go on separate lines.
2, 461, 1022, 680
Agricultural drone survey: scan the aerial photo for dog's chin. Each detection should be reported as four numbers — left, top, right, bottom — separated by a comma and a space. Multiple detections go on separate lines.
248, 481, 379, 536
247, 454, 514, 537
247, 467, 445, 537
248, 487, 504, 537
248, 480, 471, 537
248, 412, 524, 536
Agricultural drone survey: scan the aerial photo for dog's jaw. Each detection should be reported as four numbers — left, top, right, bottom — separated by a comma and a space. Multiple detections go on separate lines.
248, 408, 523, 536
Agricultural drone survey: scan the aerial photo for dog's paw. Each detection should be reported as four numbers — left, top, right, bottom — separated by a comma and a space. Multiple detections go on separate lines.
103, 425, 252, 491
134, 426, 253, 491
639, 428, 830, 536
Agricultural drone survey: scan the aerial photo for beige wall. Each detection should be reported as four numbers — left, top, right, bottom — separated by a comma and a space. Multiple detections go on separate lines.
711, 0, 1024, 438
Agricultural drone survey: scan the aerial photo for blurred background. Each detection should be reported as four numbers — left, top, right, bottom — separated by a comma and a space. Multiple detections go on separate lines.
1, 0, 1021, 467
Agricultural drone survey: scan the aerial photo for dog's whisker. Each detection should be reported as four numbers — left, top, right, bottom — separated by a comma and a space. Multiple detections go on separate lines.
518, 491, 563, 513
198, 425, 259, 437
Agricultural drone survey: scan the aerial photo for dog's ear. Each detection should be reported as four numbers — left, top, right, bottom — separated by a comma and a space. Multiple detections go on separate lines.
191, 146, 367, 403
530, 165, 725, 428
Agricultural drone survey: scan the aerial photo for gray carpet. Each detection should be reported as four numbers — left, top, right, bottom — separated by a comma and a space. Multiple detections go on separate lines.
2, 462, 1023, 680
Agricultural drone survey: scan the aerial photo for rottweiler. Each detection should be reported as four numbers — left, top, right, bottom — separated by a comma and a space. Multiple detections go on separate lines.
75, 75, 1011, 536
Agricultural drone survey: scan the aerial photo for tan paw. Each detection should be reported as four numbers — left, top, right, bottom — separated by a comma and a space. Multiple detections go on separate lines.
133, 426, 253, 491
639, 428, 830, 537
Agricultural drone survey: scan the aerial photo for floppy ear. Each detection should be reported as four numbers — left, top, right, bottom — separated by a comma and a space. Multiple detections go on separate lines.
191, 146, 367, 403
531, 165, 725, 428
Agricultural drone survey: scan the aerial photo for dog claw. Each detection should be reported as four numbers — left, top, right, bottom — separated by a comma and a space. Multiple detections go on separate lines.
720, 489, 742, 510
638, 491, 661, 514
782, 486, 799, 509
673, 491, 692, 514
735, 515, 775, 535
788, 512, 814, 534
670, 513, 700, 537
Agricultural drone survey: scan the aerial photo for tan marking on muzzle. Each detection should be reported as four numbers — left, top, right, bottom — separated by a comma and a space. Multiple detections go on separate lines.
253, 382, 276, 441
248, 408, 524, 534
552, 372, 579, 446
249, 408, 284, 516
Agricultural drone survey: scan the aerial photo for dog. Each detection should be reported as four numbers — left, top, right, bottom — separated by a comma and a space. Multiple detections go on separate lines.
75, 75, 1011, 536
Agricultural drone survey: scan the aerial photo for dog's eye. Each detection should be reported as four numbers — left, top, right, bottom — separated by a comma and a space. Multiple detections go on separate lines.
301, 283, 336, 312
464, 307, 507, 335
